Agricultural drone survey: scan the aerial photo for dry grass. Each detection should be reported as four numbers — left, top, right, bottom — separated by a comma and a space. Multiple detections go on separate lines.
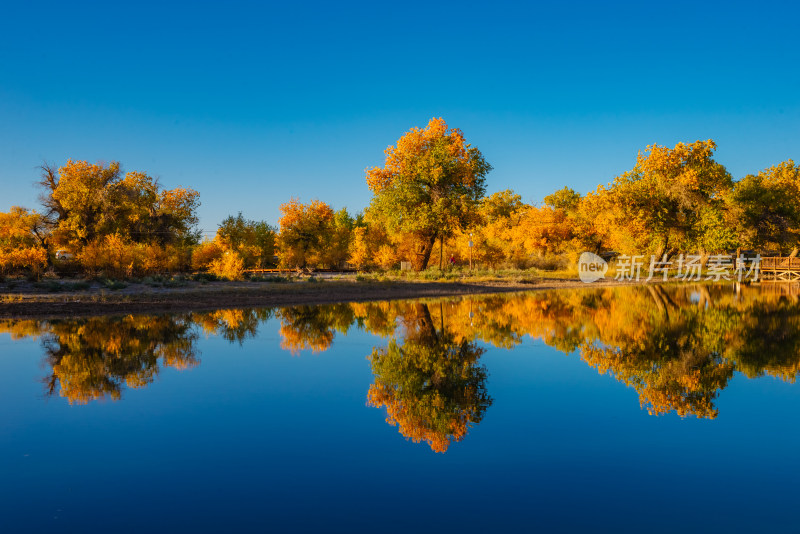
355, 266, 580, 284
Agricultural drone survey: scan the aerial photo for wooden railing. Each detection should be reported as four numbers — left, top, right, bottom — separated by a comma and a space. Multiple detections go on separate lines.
242, 268, 357, 274
760, 256, 800, 280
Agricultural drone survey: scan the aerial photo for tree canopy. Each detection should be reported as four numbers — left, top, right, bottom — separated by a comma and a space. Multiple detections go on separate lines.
39, 160, 200, 249
365, 118, 492, 270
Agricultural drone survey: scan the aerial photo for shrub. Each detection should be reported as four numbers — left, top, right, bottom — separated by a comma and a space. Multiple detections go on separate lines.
0, 247, 48, 276
101, 278, 128, 291
34, 280, 63, 292
208, 253, 244, 281
527, 254, 570, 271
76, 235, 193, 278
191, 272, 218, 283
192, 241, 224, 271
374, 245, 399, 270
78, 235, 138, 278
141, 244, 176, 275
249, 275, 288, 283
65, 281, 91, 291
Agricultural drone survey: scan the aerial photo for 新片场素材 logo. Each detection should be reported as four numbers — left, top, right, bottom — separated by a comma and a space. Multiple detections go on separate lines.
578, 252, 608, 283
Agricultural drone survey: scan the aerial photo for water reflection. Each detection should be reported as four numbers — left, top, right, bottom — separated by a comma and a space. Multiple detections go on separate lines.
37, 315, 198, 404
366, 303, 491, 452
196, 309, 273, 344
2, 283, 800, 450
276, 304, 355, 354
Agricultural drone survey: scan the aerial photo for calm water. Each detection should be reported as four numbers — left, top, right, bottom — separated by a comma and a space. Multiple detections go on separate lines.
2, 284, 800, 532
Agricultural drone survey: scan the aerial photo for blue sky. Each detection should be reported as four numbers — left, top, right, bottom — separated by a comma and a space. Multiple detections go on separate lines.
1, 0, 797, 235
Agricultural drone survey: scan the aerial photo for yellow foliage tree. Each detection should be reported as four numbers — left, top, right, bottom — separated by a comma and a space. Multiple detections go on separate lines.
0, 206, 49, 275
365, 118, 491, 270
348, 227, 370, 270
276, 198, 335, 268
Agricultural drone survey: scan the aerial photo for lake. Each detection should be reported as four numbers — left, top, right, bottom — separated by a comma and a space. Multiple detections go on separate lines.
2, 283, 800, 532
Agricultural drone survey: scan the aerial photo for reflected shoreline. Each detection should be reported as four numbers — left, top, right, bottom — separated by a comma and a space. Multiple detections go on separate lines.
4, 283, 800, 451
0, 278, 540, 319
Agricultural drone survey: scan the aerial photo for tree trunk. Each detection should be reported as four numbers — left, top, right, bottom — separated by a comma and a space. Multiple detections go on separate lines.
414, 303, 436, 339
412, 233, 437, 271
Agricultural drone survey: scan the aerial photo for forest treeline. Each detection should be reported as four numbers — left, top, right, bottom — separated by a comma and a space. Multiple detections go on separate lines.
2, 118, 799, 278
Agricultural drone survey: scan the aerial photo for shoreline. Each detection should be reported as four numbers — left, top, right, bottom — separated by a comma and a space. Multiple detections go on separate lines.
0, 277, 639, 319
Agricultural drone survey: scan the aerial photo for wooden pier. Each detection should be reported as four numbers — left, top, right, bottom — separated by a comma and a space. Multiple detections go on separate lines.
760, 256, 800, 280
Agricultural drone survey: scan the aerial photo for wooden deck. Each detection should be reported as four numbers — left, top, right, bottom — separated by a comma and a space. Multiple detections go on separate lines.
760, 257, 800, 280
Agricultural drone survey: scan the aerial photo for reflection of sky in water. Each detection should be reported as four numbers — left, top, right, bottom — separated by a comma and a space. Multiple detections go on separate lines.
1, 284, 800, 532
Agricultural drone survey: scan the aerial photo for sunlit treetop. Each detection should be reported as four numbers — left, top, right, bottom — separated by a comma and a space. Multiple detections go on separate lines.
366, 117, 481, 193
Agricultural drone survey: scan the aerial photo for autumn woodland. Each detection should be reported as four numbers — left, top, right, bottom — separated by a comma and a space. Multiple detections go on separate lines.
2, 117, 799, 280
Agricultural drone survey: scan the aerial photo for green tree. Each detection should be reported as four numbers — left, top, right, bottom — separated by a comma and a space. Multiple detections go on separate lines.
38, 160, 200, 250
480, 189, 524, 222
0, 206, 50, 274
590, 140, 733, 255
0, 206, 49, 250
276, 199, 335, 268
543, 186, 581, 212
217, 212, 277, 268
727, 160, 800, 253
326, 208, 354, 268
365, 118, 492, 270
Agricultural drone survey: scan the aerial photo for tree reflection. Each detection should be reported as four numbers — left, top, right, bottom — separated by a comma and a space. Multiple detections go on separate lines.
276, 303, 355, 355
355, 285, 800, 423
1, 283, 800, 429
194, 308, 272, 344
40, 315, 199, 404
722, 298, 800, 381
366, 303, 492, 453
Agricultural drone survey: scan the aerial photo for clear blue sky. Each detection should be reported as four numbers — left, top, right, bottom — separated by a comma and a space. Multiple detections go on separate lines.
1, 0, 798, 236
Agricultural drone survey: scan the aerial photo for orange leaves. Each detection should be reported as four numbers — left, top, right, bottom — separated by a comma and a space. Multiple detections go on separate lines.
365, 303, 491, 452
0, 246, 47, 275
365, 166, 393, 193
278, 198, 335, 231
587, 138, 734, 254
634, 139, 722, 194
159, 186, 200, 222
208, 251, 245, 280
365, 117, 474, 193
277, 198, 337, 268
0, 206, 49, 275
38, 315, 200, 405
191, 240, 225, 271
36, 159, 200, 272
364, 118, 490, 269
366, 382, 461, 453
347, 227, 369, 270
373, 244, 399, 269
76, 236, 189, 277
0, 207, 44, 242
